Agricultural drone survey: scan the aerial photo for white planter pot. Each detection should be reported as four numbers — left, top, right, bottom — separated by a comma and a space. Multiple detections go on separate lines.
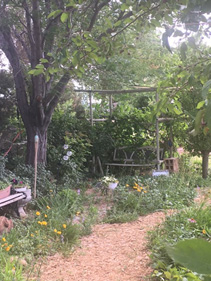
108, 182, 118, 190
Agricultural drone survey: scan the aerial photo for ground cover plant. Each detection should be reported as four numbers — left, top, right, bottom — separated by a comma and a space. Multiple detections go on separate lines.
103, 174, 196, 223
148, 203, 211, 280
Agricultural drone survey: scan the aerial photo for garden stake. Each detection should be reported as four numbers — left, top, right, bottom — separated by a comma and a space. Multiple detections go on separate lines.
34, 135, 39, 199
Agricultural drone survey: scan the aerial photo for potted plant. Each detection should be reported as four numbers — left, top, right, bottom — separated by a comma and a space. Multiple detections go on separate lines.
101, 175, 119, 190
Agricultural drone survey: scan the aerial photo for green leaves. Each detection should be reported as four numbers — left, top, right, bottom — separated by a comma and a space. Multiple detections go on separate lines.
60, 12, 69, 23
166, 239, 211, 276
202, 80, 211, 99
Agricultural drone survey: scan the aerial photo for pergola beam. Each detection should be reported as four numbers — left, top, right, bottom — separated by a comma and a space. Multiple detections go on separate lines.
74, 87, 157, 94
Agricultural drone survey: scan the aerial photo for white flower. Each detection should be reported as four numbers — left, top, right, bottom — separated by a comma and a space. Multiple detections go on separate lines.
63, 144, 68, 150
67, 151, 72, 156
63, 155, 69, 161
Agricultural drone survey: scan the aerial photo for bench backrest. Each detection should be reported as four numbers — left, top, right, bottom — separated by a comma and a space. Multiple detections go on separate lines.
113, 146, 164, 164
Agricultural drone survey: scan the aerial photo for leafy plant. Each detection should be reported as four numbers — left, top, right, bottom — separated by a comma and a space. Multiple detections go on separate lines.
148, 205, 211, 280
166, 239, 211, 277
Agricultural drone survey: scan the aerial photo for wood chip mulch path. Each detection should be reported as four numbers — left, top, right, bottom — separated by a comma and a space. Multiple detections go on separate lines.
38, 211, 168, 281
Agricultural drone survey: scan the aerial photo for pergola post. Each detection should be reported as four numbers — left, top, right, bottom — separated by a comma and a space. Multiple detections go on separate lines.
156, 92, 161, 170
109, 94, 113, 117
89, 92, 93, 127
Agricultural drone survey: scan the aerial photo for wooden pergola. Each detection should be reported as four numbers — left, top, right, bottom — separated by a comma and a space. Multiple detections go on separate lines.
74, 87, 173, 173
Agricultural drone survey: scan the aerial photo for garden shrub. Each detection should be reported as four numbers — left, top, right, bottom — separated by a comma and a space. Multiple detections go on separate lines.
47, 106, 92, 183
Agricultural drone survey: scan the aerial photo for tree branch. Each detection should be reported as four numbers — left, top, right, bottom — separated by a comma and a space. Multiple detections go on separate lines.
44, 72, 71, 126
0, 29, 29, 125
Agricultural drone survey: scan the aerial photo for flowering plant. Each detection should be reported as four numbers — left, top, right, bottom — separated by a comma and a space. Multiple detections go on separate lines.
11, 179, 30, 189
101, 175, 119, 185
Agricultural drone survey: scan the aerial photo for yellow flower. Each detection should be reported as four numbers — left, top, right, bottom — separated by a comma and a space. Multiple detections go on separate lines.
31, 233, 34, 237
125, 184, 129, 187
5, 246, 10, 251
137, 189, 141, 192
38, 221, 42, 225
57, 231, 62, 235
47, 206, 51, 209
54, 229, 57, 233
44, 214, 48, 218
63, 224, 67, 229
2, 237, 6, 242
41, 221, 47, 226
144, 190, 148, 193
202, 229, 206, 234
133, 186, 137, 189
36, 211, 41, 216
76, 211, 80, 216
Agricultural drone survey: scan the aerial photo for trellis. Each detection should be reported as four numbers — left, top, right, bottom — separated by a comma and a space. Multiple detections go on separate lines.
75, 87, 173, 174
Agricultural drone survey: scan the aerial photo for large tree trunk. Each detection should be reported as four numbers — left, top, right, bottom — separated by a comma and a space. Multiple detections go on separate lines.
202, 150, 209, 179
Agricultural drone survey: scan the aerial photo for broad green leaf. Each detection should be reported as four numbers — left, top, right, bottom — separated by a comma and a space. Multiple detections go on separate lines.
202, 80, 211, 99
33, 69, 44, 76
45, 73, 50, 82
35, 64, 44, 69
173, 107, 182, 115
66, 0, 76, 8
40, 58, 49, 63
61, 12, 68, 23
105, 18, 113, 28
86, 39, 98, 49
205, 102, 211, 129
124, 18, 133, 24
166, 239, 211, 275
47, 9, 62, 19
120, 3, 129, 11
28, 69, 36, 75
164, 271, 171, 279
72, 55, 79, 67
114, 20, 122, 27
195, 109, 205, 134
196, 101, 205, 109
